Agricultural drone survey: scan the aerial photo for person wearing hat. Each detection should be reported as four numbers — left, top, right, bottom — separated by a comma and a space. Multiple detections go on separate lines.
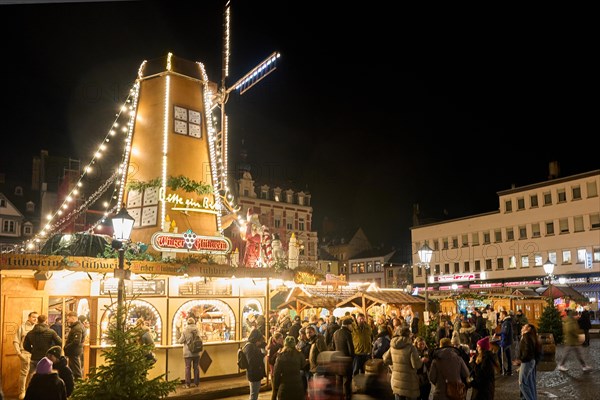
46, 346, 74, 397
469, 336, 499, 400
24, 357, 67, 400
271, 336, 306, 400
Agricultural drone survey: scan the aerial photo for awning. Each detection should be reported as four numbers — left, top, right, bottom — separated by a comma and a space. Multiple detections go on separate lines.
336, 290, 424, 313
571, 284, 600, 294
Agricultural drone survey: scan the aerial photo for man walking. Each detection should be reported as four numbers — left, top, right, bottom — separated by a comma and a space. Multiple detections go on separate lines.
23, 314, 62, 385
333, 317, 355, 400
13, 311, 38, 399
64, 311, 85, 380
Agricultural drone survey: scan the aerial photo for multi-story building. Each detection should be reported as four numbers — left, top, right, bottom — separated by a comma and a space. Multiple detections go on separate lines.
410, 169, 600, 306
325, 228, 372, 276
227, 171, 318, 267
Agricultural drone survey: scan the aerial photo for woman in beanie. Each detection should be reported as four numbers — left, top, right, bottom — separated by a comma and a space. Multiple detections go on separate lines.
469, 336, 499, 400
24, 357, 67, 400
245, 328, 267, 400
271, 336, 307, 400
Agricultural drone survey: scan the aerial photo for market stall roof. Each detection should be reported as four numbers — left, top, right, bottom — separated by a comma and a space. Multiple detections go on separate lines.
511, 288, 541, 297
541, 285, 589, 302
276, 284, 363, 313
336, 289, 424, 312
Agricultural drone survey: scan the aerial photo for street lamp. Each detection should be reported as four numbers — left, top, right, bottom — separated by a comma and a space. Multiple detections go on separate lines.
418, 243, 433, 314
543, 258, 555, 304
111, 207, 135, 331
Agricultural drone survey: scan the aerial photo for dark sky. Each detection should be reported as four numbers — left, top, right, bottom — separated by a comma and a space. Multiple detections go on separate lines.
1, 1, 597, 250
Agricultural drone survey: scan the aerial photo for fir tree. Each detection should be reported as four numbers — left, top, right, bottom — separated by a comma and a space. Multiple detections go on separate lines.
70, 300, 178, 400
537, 298, 563, 344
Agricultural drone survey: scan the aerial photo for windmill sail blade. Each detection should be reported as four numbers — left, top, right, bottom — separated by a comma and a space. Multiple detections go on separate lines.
227, 52, 281, 95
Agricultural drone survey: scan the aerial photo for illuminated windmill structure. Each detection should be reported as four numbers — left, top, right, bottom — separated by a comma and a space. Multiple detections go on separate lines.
115, 4, 280, 261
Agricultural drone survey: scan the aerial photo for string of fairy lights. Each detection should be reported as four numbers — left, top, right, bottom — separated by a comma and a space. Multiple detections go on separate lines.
19, 54, 246, 253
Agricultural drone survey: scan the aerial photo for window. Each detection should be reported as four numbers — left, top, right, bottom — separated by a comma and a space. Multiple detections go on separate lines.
453, 262, 459, 273
543, 192, 552, 205
591, 213, 600, 229
577, 248, 586, 264
587, 181, 598, 198
24, 225, 33, 235
530, 194, 538, 208
14, 186, 23, 196
243, 189, 249, 196
562, 250, 571, 264
0, 198, 6, 207
485, 259, 492, 271
26, 201, 35, 212
286, 193, 293, 203
509, 256, 516, 269
497, 258, 504, 270
594, 247, 600, 262
548, 251, 557, 265
387, 270, 394, 278
572, 186, 582, 200
532, 223, 541, 238
260, 190, 268, 199
464, 261, 470, 272
298, 195, 304, 206
274, 218, 281, 228
434, 264, 440, 275
433, 240, 440, 251
545, 221, 554, 235
299, 218, 305, 231
534, 254, 542, 266
494, 229, 502, 243
505, 200, 512, 212
557, 189, 566, 203
517, 197, 525, 210
452, 237, 458, 248
483, 232, 490, 244
506, 228, 514, 241
444, 263, 450, 274
286, 221, 293, 230
574, 216, 584, 232
375, 261, 382, 272
521, 255, 530, 268
559, 218, 569, 234
2, 220, 16, 233
474, 260, 481, 271
462, 234, 469, 247
443, 238, 449, 250
472, 232, 479, 246
366, 262, 373, 273
519, 225, 527, 240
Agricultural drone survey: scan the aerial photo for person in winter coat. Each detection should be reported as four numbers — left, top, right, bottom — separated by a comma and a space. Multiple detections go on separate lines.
23, 314, 62, 385
383, 326, 423, 399
46, 346, 74, 397
244, 328, 267, 400
514, 324, 541, 400
325, 315, 340, 350
271, 336, 307, 400
413, 336, 432, 400
307, 325, 327, 375
493, 310, 513, 376
428, 338, 469, 400
24, 357, 67, 400
332, 318, 355, 400
63, 311, 85, 380
469, 336, 499, 400
578, 306, 592, 347
178, 318, 202, 388
372, 324, 391, 359
266, 331, 284, 377
352, 313, 373, 375
557, 310, 592, 372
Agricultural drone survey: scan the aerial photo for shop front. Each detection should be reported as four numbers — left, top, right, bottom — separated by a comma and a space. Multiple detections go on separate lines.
0, 253, 289, 397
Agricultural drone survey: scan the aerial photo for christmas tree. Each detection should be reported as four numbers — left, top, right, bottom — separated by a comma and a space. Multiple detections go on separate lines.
70, 300, 178, 400
537, 298, 563, 344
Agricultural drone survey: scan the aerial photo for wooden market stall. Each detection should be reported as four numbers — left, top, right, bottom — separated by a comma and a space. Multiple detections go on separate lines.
276, 284, 361, 319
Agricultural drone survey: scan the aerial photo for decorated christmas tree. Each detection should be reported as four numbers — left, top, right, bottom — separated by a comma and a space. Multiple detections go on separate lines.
70, 300, 178, 400
537, 298, 563, 344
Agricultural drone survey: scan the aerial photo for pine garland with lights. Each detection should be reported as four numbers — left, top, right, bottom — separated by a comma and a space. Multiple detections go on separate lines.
128, 175, 212, 196
538, 298, 563, 344
70, 300, 178, 400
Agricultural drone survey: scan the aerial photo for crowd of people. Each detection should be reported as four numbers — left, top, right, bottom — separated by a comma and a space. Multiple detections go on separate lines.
240, 304, 594, 400
12, 311, 89, 399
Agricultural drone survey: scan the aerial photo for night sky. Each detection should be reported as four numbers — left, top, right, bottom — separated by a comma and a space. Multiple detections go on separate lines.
1, 1, 597, 250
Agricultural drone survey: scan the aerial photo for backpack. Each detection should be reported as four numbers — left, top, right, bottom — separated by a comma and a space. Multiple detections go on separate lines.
237, 344, 249, 370
188, 331, 203, 353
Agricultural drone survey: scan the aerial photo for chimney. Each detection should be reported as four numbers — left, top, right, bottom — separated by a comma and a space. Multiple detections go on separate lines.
548, 161, 560, 180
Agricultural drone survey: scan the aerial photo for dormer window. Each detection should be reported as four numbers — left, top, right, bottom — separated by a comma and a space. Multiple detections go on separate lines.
26, 201, 35, 213
14, 186, 23, 196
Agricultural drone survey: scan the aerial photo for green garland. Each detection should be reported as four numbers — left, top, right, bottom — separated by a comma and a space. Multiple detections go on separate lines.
127, 175, 212, 196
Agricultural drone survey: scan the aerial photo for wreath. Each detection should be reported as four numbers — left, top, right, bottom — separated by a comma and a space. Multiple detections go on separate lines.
127, 175, 212, 196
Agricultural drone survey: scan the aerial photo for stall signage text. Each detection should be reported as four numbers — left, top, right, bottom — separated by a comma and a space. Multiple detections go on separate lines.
151, 232, 231, 254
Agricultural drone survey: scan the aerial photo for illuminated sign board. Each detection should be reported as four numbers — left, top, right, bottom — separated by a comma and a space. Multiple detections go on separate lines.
151, 230, 231, 254
432, 273, 481, 282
